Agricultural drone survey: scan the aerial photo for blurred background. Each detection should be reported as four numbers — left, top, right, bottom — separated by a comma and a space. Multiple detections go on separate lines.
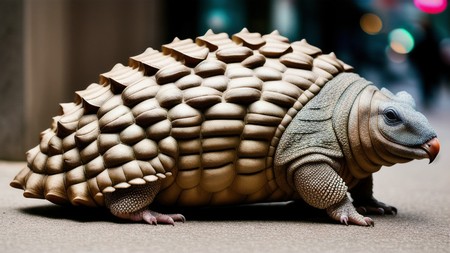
1, 0, 449, 160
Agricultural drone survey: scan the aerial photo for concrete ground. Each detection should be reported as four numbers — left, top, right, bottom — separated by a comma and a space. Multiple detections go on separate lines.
1, 111, 449, 253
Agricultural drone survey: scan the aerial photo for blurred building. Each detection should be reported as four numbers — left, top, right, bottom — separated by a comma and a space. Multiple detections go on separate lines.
1, 0, 449, 159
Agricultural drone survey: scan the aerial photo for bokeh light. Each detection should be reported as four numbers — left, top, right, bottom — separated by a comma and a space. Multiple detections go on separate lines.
388, 28, 415, 54
271, 0, 300, 41
414, 0, 447, 14
440, 38, 450, 65
360, 13, 383, 35
386, 46, 407, 63
205, 9, 230, 31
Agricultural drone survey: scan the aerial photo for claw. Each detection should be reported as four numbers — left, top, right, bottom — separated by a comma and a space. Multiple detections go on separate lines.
162, 216, 175, 226
142, 212, 158, 225
340, 215, 349, 226
364, 217, 375, 227
174, 214, 186, 223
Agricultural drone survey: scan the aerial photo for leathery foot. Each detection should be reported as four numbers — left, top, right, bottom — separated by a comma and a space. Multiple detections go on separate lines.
117, 209, 186, 225
326, 196, 374, 226
354, 198, 397, 216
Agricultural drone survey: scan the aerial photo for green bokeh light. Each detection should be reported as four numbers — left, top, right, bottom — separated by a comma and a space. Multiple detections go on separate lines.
388, 28, 415, 54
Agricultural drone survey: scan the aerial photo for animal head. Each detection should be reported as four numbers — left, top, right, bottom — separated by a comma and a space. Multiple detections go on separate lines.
352, 88, 440, 166
378, 89, 440, 162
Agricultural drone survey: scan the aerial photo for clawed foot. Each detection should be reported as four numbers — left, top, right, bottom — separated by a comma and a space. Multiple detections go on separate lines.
337, 214, 374, 226
141, 210, 186, 225
354, 198, 397, 216
117, 209, 186, 225
326, 196, 374, 226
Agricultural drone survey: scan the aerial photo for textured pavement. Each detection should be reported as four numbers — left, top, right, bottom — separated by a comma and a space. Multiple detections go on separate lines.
1, 111, 449, 253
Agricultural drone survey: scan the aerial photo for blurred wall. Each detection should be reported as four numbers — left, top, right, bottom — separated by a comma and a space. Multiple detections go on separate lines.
0, 0, 164, 160
0, 0, 25, 160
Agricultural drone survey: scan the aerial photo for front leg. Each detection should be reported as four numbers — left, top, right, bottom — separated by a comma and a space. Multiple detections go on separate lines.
294, 163, 373, 226
350, 175, 397, 215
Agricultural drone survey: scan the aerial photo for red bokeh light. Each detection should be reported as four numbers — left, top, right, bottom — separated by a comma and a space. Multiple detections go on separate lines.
414, 0, 447, 14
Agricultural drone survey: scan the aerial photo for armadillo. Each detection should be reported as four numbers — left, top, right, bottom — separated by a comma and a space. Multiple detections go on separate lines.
10, 28, 440, 226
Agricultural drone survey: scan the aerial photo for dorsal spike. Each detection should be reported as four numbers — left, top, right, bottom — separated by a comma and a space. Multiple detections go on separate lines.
204, 29, 215, 36
271, 30, 280, 35
240, 27, 250, 33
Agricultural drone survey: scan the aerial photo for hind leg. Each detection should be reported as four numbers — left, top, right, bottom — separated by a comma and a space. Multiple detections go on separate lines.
104, 181, 185, 225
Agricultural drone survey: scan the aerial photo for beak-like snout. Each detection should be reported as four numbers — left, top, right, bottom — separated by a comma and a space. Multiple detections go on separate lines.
421, 137, 440, 163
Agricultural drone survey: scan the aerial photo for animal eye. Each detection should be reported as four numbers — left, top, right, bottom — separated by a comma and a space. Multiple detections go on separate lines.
383, 108, 401, 124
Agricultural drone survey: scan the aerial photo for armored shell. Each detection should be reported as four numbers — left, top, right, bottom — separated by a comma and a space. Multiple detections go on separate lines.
11, 28, 352, 207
